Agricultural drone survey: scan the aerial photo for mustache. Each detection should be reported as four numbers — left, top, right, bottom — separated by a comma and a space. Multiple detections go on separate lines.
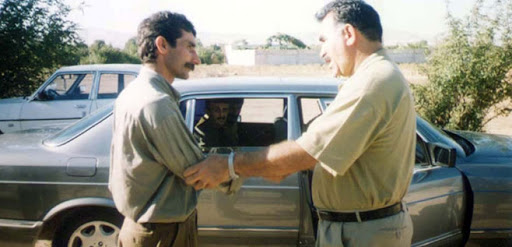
185, 63, 195, 71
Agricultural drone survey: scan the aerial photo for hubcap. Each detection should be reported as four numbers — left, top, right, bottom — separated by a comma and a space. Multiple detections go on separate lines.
68, 220, 119, 247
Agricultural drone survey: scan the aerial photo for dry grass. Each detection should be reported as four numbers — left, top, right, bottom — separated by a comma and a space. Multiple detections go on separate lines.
189, 63, 511, 136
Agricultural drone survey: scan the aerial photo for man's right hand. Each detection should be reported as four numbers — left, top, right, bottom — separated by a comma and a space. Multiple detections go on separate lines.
184, 154, 230, 190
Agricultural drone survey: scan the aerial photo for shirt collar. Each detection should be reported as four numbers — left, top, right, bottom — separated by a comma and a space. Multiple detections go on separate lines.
139, 66, 181, 101
338, 48, 388, 90
355, 48, 387, 74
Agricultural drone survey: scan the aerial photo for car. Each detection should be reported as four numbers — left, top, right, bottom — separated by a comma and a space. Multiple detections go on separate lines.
0, 64, 141, 134
0, 77, 511, 247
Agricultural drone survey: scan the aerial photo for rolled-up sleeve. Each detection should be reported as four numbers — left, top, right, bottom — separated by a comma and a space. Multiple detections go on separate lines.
296, 87, 385, 177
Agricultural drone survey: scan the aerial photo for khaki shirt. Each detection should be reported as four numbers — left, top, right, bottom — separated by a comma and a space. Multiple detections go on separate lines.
109, 67, 204, 223
297, 49, 416, 212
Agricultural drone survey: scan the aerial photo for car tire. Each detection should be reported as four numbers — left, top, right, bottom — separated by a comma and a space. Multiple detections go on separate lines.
52, 209, 123, 247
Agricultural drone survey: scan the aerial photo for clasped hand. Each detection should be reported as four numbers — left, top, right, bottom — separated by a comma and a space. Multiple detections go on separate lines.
183, 154, 288, 190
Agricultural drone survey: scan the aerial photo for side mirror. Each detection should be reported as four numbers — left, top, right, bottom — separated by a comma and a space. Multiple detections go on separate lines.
427, 142, 456, 167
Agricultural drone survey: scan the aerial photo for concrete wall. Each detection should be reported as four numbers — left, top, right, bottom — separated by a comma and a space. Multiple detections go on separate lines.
387, 49, 426, 63
225, 45, 426, 65
254, 49, 324, 65
225, 45, 256, 66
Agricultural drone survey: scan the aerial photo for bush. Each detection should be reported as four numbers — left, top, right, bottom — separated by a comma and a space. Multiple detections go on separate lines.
412, 0, 512, 131
197, 44, 225, 65
80, 40, 140, 64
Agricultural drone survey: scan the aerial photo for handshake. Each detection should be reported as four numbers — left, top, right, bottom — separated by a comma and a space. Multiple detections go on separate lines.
183, 152, 288, 190
183, 142, 317, 190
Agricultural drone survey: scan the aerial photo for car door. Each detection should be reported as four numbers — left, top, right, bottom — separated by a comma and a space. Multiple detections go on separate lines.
181, 95, 301, 246
404, 121, 468, 246
91, 72, 138, 112
406, 135, 466, 246
299, 97, 466, 247
19, 71, 96, 130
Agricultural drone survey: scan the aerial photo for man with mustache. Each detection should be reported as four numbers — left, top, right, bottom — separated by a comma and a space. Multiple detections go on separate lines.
109, 11, 202, 247
194, 99, 240, 148
184, 1, 416, 246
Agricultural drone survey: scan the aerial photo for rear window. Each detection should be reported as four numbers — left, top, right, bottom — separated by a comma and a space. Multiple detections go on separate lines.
43, 104, 113, 147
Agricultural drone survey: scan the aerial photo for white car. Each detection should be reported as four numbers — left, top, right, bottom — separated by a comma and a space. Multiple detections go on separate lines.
0, 64, 140, 134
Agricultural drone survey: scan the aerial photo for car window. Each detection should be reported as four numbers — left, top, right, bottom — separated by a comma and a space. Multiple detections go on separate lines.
299, 98, 323, 133
192, 97, 287, 152
299, 97, 334, 133
416, 116, 465, 156
42, 73, 94, 100
43, 104, 113, 147
415, 135, 429, 167
98, 73, 137, 99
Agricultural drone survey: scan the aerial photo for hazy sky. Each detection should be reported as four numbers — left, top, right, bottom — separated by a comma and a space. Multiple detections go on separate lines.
65, 0, 476, 48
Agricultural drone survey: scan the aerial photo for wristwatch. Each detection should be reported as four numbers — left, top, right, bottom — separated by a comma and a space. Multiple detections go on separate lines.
228, 151, 239, 180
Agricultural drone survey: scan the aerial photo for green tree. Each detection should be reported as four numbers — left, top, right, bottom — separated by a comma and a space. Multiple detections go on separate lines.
0, 0, 84, 98
80, 40, 140, 64
197, 42, 225, 64
265, 33, 308, 49
123, 37, 138, 58
412, 0, 512, 131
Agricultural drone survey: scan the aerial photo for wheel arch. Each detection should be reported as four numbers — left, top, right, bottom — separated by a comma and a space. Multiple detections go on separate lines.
38, 197, 121, 241
42, 197, 117, 222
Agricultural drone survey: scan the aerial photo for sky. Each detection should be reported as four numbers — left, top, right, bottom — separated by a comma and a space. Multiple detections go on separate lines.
65, 0, 476, 48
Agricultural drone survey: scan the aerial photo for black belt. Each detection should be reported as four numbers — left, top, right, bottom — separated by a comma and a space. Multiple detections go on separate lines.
318, 202, 403, 222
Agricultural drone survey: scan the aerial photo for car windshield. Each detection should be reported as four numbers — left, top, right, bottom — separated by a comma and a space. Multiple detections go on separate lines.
416, 116, 465, 156
43, 104, 113, 147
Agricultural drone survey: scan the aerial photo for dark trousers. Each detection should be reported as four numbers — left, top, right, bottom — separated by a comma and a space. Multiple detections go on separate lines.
118, 210, 198, 247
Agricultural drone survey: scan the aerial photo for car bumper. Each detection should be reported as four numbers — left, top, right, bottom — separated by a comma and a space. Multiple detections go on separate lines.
0, 218, 43, 247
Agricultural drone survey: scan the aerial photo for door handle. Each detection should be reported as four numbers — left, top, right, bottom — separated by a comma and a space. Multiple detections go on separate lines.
75, 104, 86, 109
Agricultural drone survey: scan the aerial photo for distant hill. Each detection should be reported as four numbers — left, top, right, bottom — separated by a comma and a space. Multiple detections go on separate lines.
77, 27, 441, 49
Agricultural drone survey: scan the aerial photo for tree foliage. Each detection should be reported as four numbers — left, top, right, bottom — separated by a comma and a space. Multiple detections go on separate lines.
0, 0, 84, 98
123, 37, 138, 58
197, 41, 225, 64
265, 33, 308, 49
80, 40, 140, 64
412, 0, 512, 131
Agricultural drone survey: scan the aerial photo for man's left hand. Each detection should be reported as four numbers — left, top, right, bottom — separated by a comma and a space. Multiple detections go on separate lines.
184, 154, 230, 190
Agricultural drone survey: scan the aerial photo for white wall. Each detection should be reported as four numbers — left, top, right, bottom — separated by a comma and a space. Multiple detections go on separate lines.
224, 45, 257, 65
225, 45, 426, 65
386, 49, 426, 63
254, 49, 324, 65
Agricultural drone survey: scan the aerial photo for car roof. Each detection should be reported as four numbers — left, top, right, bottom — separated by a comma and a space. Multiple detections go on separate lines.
56, 64, 142, 73
173, 76, 342, 96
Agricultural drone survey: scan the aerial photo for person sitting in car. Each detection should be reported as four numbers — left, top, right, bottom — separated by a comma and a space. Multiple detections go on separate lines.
194, 99, 240, 148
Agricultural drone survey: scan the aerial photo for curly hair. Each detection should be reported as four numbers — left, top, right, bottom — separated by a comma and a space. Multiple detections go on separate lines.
316, 0, 382, 42
137, 11, 196, 63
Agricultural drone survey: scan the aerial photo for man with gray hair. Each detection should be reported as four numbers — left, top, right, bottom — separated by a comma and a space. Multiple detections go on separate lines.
184, 1, 416, 246
109, 11, 202, 246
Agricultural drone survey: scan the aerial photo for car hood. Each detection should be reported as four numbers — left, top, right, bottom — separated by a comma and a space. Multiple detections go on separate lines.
450, 130, 512, 159
0, 97, 26, 104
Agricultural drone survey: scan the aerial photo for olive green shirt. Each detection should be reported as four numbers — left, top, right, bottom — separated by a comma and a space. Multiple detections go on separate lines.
297, 49, 416, 212
109, 67, 204, 223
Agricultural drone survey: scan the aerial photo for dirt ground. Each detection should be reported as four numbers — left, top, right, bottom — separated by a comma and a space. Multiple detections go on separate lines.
189, 63, 512, 136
